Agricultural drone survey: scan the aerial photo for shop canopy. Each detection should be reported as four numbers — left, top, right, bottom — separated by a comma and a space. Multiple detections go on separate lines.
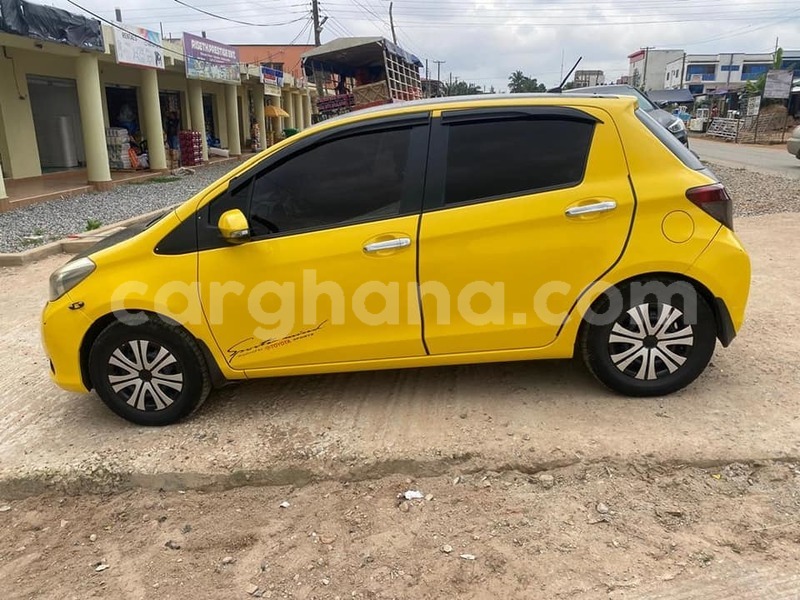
302, 37, 423, 77
0, 0, 103, 50
647, 89, 695, 104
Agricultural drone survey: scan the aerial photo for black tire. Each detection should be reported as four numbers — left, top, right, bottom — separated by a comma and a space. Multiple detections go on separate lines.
580, 279, 717, 397
88, 318, 211, 426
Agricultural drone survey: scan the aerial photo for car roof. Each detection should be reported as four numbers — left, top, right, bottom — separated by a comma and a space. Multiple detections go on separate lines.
323, 93, 635, 125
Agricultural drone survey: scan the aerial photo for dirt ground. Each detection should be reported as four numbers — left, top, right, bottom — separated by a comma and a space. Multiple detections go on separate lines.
3, 461, 800, 600
1, 207, 800, 596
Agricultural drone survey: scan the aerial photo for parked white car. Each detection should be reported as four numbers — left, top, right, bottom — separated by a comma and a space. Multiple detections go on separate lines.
789, 125, 800, 159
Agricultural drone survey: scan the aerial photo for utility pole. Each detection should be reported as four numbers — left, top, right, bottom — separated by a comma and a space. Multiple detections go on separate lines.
432, 59, 445, 96
679, 52, 686, 89
641, 46, 654, 91
312, 0, 322, 46
114, 7, 122, 22
389, 2, 397, 45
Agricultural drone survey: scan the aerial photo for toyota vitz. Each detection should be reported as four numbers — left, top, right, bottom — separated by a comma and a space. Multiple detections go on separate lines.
42, 95, 751, 425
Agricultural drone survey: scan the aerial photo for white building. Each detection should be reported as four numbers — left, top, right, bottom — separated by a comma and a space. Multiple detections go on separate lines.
663, 51, 800, 95
628, 49, 684, 91
573, 70, 605, 88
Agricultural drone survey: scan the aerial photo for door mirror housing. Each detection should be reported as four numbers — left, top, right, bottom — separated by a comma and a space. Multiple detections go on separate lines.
218, 209, 250, 244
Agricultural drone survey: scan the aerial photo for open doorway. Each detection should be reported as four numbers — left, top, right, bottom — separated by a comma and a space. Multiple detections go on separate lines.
27, 75, 85, 173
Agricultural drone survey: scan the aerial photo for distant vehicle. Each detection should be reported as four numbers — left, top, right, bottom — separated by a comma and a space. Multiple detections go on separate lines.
788, 125, 800, 159
565, 84, 689, 146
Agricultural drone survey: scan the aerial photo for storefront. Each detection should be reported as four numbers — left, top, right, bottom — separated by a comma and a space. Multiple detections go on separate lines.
27, 75, 86, 172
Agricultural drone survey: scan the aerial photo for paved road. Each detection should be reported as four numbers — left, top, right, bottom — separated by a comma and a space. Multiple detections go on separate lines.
1, 213, 799, 498
691, 136, 800, 179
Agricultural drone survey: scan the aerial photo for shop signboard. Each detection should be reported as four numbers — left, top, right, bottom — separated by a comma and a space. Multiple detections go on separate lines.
183, 32, 240, 83
113, 25, 165, 69
764, 69, 792, 99
261, 65, 284, 96
746, 95, 761, 117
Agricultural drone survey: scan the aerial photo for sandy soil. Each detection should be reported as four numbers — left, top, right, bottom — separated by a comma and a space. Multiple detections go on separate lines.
3, 461, 800, 600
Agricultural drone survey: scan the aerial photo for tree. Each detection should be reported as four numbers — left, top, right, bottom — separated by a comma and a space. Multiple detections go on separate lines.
507, 70, 547, 93
562, 80, 579, 90
445, 80, 483, 96
745, 47, 793, 96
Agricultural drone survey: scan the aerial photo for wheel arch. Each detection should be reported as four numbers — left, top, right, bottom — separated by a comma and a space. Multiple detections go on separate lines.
79, 310, 227, 391
572, 271, 733, 350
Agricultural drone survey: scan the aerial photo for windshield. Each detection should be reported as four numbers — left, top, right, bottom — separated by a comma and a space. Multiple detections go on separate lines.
568, 85, 658, 111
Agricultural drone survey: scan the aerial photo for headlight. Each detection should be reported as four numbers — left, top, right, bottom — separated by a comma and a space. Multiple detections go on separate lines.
667, 117, 685, 133
48, 257, 95, 301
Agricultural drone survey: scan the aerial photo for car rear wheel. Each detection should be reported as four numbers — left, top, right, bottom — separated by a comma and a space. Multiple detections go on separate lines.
88, 318, 211, 425
580, 280, 717, 397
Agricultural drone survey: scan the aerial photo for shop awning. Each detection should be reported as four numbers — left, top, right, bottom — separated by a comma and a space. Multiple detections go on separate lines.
647, 89, 695, 104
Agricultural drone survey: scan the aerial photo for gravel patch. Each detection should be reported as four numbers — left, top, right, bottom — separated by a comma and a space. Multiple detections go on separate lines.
708, 162, 799, 218
1, 158, 793, 253
0, 162, 239, 253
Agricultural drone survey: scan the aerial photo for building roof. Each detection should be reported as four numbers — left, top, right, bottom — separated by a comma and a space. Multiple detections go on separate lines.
647, 89, 695, 104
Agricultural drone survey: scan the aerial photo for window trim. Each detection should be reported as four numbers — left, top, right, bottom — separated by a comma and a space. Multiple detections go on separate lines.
423, 109, 597, 212
194, 114, 431, 250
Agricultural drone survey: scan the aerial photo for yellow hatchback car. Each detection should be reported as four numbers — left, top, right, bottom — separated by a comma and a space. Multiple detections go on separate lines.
42, 95, 751, 425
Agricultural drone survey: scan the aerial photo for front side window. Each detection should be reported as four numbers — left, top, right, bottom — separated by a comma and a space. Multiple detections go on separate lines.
443, 117, 594, 206
248, 127, 413, 238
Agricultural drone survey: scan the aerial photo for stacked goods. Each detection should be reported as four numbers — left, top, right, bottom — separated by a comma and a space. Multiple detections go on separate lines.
353, 81, 389, 106
179, 130, 203, 166
317, 94, 354, 117
106, 127, 131, 170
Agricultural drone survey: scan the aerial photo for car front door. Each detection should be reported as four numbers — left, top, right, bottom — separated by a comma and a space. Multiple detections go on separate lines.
418, 106, 636, 354
196, 116, 430, 372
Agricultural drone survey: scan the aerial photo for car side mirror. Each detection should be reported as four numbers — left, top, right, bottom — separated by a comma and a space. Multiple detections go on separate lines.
218, 209, 250, 244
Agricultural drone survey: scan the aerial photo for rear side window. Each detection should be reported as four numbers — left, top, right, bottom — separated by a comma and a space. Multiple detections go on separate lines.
636, 108, 703, 170
444, 118, 594, 205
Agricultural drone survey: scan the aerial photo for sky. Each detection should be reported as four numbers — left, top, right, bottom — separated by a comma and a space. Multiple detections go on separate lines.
49, 0, 800, 91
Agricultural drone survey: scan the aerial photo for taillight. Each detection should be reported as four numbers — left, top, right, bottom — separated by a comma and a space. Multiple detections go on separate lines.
686, 183, 733, 230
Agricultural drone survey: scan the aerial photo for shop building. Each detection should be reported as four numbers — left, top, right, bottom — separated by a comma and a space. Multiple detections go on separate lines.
0, 0, 312, 208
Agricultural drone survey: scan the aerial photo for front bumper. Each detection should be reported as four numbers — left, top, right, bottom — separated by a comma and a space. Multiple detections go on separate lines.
41, 294, 92, 393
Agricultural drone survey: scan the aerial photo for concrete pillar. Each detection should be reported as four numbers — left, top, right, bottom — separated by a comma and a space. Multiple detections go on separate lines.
271, 95, 284, 135
187, 79, 208, 162
282, 91, 294, 129
292, 92, 303, 130
225, 84, 241, 156
75, 54, 111, 186
303, 92, 313, 129
0, 160, 6, 200
254, 91, 266, 152
140, 69, 167, 170
240, 88, 250, 149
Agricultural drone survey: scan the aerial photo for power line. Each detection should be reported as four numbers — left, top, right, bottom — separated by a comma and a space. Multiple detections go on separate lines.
172, 0, 309, 27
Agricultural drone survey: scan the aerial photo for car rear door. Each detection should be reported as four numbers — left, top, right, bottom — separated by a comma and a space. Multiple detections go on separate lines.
417, 105, 636, 354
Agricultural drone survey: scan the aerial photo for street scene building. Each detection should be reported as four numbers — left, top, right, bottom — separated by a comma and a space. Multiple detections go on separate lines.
0, 3, 314, 208
573, 69, 605, 88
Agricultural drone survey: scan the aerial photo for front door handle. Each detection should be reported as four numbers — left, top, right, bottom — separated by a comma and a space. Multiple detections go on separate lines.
565, 200, 617, 217
363, 237, 412, 253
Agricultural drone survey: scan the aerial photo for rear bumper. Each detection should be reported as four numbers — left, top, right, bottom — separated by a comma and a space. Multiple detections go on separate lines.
686, 226, 751, 342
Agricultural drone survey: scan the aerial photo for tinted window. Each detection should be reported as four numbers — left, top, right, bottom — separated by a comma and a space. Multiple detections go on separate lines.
636, 109, 703, 170
444, 118, 594, 205
248, 127, 413, 237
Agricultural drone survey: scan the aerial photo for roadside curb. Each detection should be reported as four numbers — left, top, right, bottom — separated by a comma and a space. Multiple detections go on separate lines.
0, 206, 177, 267
0, 454, 796, 500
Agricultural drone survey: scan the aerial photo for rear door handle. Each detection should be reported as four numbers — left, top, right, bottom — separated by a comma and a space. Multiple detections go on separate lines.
363, 237, 412, 253
565, 200, 617, 217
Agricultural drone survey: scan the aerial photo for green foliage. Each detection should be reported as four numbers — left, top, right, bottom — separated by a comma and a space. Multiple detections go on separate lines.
508, 70, 547, 93
744, 48, 794, 96
85, 218, 102, 231
445, 80, 484, 96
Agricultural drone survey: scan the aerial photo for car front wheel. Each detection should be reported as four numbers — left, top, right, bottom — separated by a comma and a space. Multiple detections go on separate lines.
580, 280, 717, 397
88, 318, 211, 425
